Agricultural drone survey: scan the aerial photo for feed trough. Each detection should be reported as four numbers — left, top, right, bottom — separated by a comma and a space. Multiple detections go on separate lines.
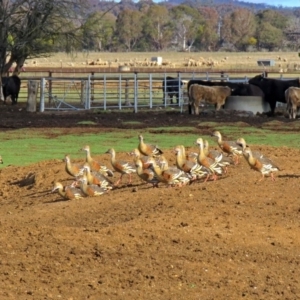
224, 96, 270, 114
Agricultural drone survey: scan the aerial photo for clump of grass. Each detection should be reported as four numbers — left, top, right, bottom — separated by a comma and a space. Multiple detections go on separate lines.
122, 121, 143, 125
77, 121, 97, 125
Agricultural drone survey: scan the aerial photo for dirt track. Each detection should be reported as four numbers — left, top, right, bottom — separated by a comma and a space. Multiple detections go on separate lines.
0, 105, 300, 299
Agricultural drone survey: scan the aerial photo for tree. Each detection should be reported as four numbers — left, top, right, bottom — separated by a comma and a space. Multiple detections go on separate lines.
170, 5, 203, 51
222, 8, 256, 51
115, 9, 143, 51
141, 5, 172, 51
255, 10, 287, 51
196, 6, 219, 51
256, 10, 288, 30
0, 0, 90, 75
81, 11, 116, 51
257, 22, 283, 51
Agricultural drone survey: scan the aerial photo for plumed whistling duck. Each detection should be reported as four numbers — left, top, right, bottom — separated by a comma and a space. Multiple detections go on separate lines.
138, 135, 163, 157
52, 181, 85, 200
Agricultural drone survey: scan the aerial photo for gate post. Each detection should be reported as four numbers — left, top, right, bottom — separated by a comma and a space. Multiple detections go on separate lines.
39, 78, 45, 112
27, 80, 39, 112
149, 74, 153, 109
86, 75, 91, 110
134, 72, 138, 113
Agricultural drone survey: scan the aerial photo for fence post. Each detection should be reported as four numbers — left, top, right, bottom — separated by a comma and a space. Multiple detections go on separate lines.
27, 80, 39, 112
91, 72, 95, 102
103, 75, 107, 111
118, 74, 122, 109
39, 78, 45, 112
149, 74, 153, 109
125, 78, 129, 107
48, 72, 52, 103
163, 73, 167, 108
134, 72, 138, 113
177, 72, 182, 108
86, 75, 91, 110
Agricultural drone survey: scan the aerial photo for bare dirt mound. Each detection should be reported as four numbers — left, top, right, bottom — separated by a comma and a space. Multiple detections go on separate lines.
0, 106, 300, 299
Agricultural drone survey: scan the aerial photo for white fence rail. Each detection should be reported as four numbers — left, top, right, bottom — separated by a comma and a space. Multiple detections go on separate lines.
39, 73, 250, 112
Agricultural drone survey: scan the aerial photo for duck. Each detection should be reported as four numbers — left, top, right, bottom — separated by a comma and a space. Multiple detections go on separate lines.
52, 181, 85, 200
174, 145, 207, 180
134, 158, 159, 187
156, 154, 170, 171
195, 138, 223, 181
236, 137, 265, 159
81, 145, 114, 176
148, 157, 191, 187
106, 148, 136, 186
64, 154, 85, 178
138, 135, 163, 157
77, 177, 108, 197
211, 131, 243, 164
242, 148, 281, 181
0, 155, 3, 164
82, 163, 114, 190
203, 140, 233, 174
130, 148, 153, 169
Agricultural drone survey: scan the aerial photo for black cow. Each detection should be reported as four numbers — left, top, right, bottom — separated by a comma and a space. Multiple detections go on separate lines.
187, 79, 241, 114
230, 83, 264, 97
248, 74, 300, 115
162, 76, 183, 104
2, 75, 21, 105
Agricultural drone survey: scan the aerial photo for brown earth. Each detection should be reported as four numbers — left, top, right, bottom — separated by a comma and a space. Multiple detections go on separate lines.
0, 104, 300, 300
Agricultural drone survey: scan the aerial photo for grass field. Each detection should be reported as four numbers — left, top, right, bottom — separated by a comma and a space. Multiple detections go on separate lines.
24, 51, 300, 73
1, 122, 299, 167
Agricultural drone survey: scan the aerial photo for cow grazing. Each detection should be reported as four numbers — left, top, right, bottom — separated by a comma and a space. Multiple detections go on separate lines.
285, 86, 300, 119
248, 74, 300, 115
162, 76, 183, 104
2, 75, 21, 105
188, 84, 232, 115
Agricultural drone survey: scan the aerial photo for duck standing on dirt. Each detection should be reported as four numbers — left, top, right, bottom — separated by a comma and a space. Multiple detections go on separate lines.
52, 181, 85, 200
106, 148, 136, 186
134, 157, 160, 187
148, 157, 191, 187
81, 145, 114, 177
138, 135, 163, 157
211, 130, 243, 164
195, 138, 223, 182
236, 137, 265, 159
64, 154, 85, 178
77, 177, 109, 197
242, 148, 281, 181
174, 145, 207, 181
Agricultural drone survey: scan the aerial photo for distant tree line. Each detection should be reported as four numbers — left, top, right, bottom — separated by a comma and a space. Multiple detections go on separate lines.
80, 0, 300, 53
0, 0, 300, 76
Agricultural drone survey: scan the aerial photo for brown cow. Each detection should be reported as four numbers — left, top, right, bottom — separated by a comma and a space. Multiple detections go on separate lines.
285, 86, 300, 119
188, 84, 232, 115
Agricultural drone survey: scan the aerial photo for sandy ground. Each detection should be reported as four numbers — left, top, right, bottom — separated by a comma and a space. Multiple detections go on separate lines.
0, 106, 300, 299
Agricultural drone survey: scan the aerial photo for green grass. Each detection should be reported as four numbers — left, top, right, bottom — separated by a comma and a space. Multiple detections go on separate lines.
122, 121, 143, 125
77, 121, 97, 125
0, 125, 299, 168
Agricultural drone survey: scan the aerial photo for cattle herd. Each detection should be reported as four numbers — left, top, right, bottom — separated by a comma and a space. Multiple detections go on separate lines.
163, 74, 300, 119
1, 73, 300, 119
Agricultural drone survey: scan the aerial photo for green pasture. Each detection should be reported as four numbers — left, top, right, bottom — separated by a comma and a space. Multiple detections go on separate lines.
1, 122, 300, 168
